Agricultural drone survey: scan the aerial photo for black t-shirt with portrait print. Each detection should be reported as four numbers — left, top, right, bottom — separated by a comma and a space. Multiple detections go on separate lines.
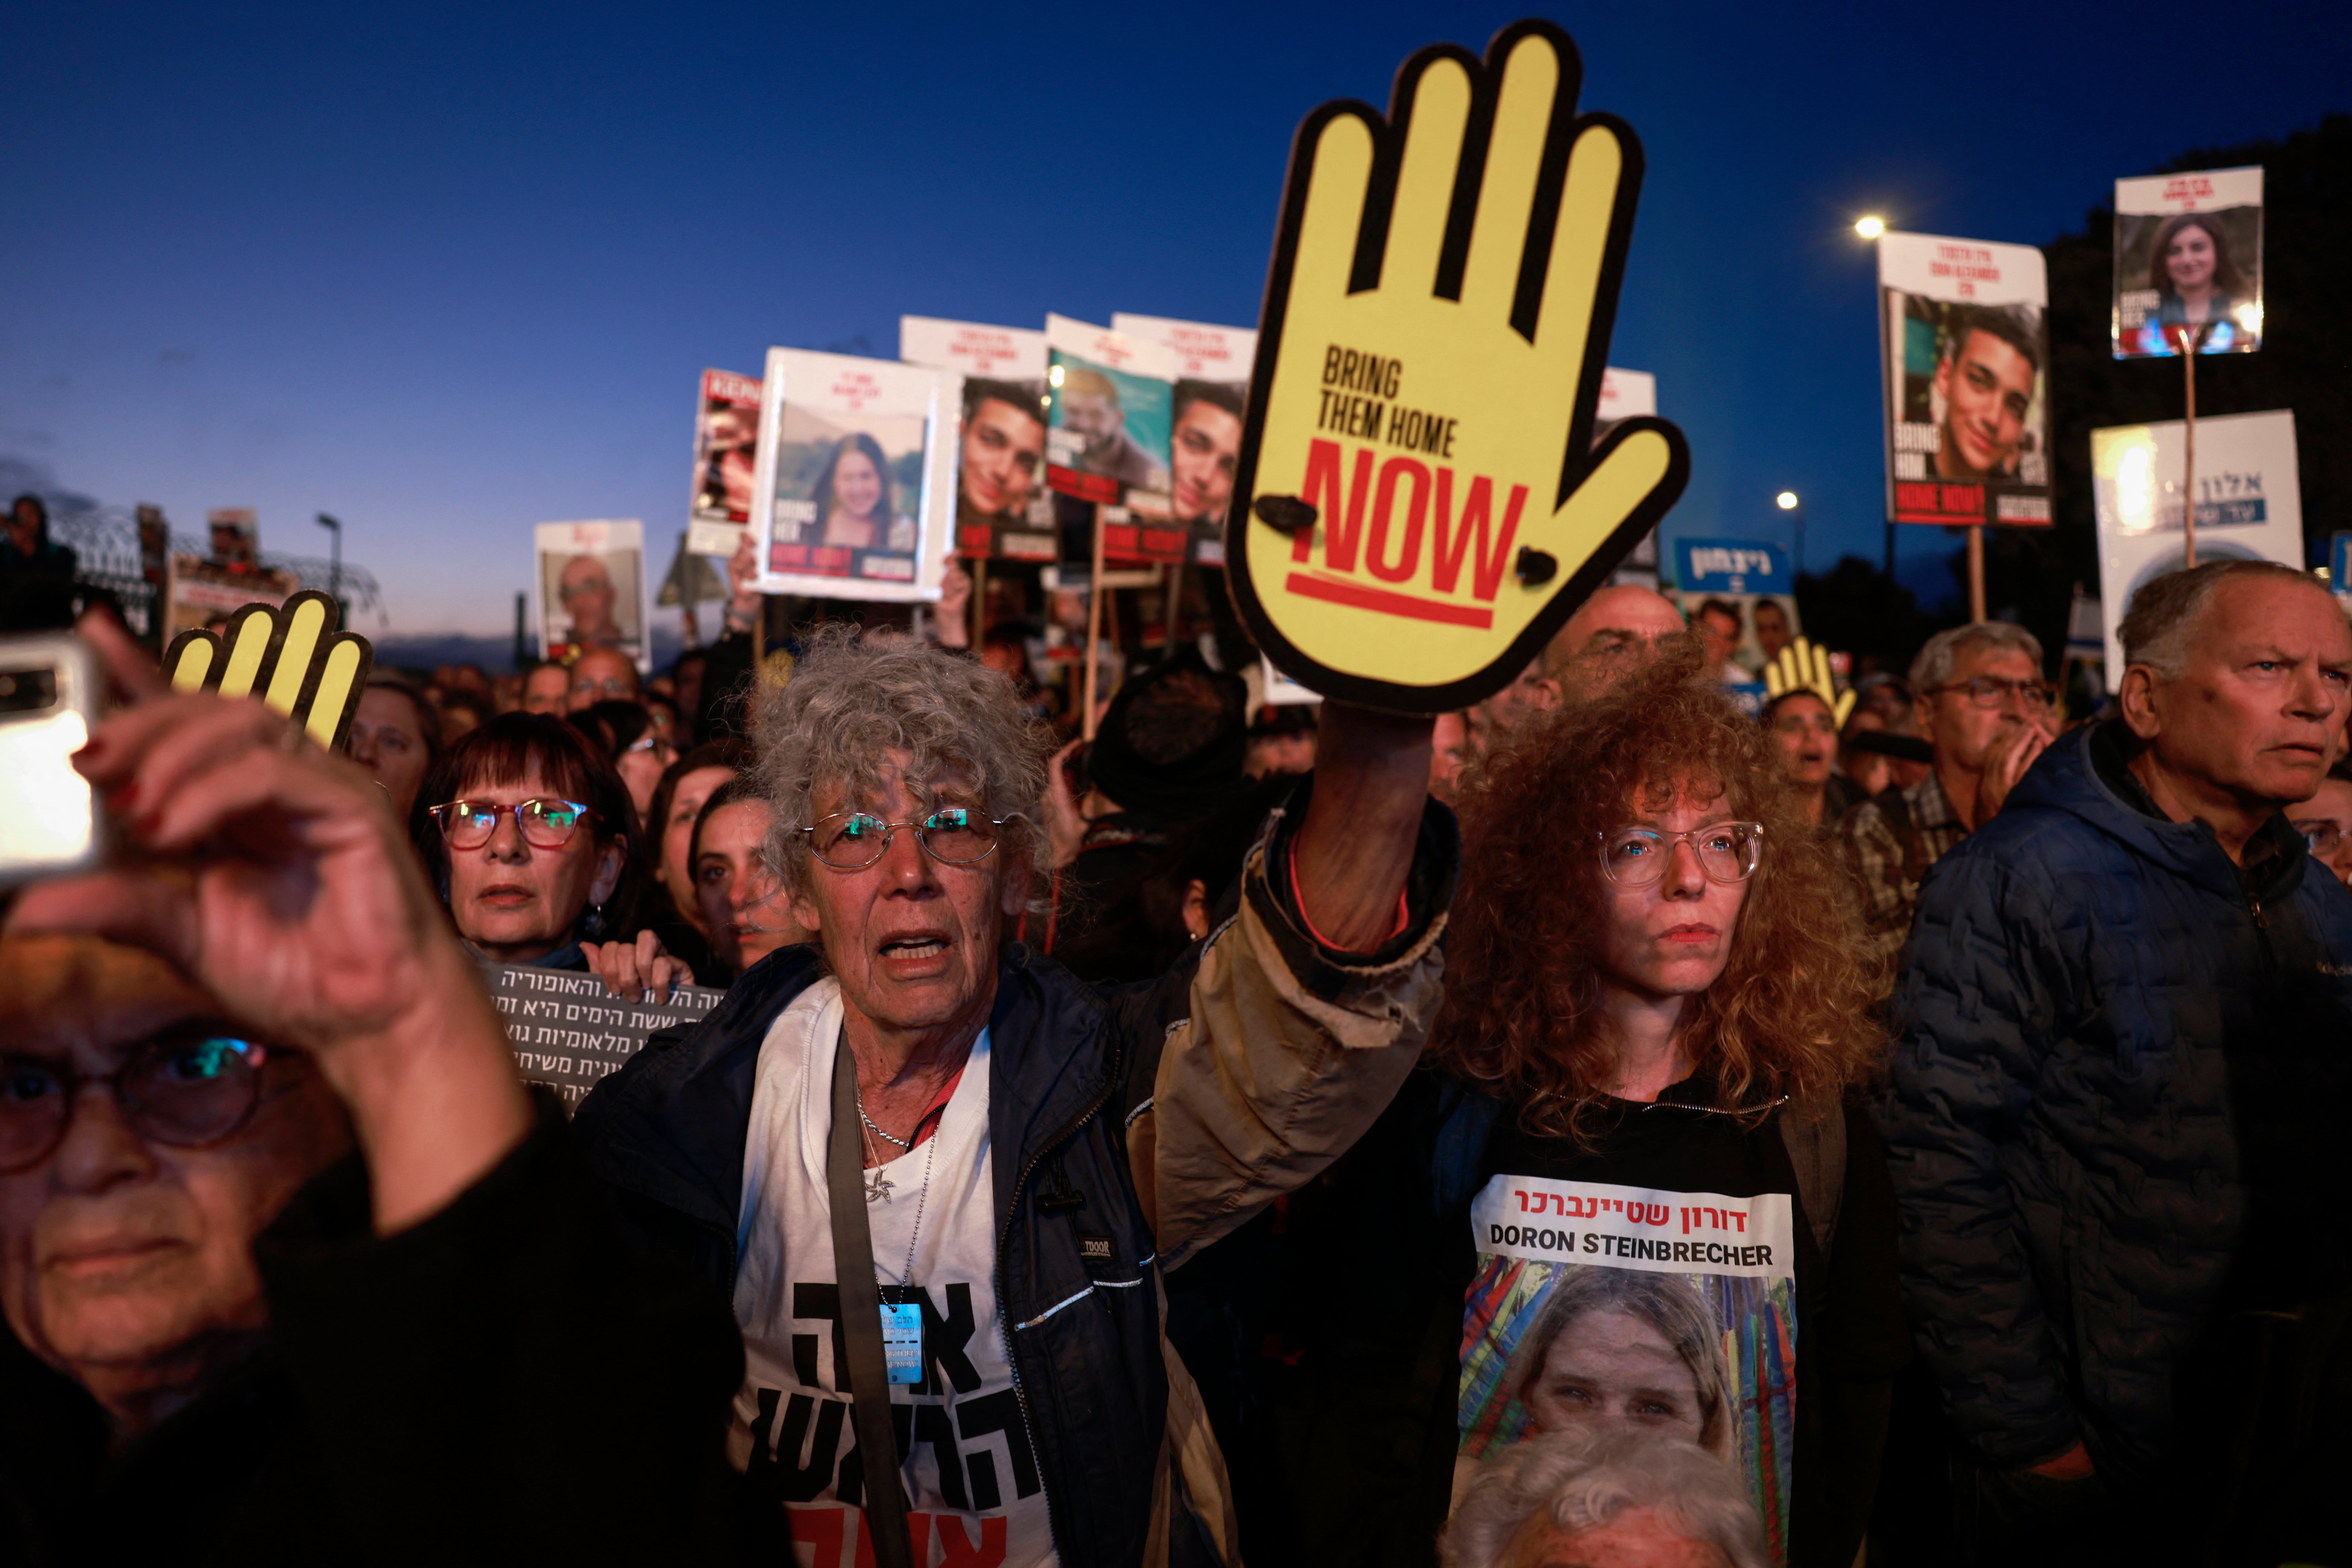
1466, 1066, 1908, 1568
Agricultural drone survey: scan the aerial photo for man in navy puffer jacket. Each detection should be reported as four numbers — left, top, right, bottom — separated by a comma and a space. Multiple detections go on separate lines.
1879, 561, 2352, 1565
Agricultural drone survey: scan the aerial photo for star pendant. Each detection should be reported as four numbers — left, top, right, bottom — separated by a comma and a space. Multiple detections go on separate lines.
865, 1168, 895, 1204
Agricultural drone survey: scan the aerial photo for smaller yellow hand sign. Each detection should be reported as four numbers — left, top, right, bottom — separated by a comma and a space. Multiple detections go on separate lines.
1762, 637, 1853, 728
163, 590, 375, 750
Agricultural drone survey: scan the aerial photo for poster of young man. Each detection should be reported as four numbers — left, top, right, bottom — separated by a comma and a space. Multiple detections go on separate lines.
534, 519, 649, 670
1877, 232, 2052, 530
161, 554, 298, 643
688, 368, 763, 558
2091, 409, 2302, 676
1460, 1174, 1799, 1564
899, 316, 1057, 563
1670, 538, 1794, 716
1112, 313, 1257, 567
749, 347, 955, 603
2112, 166, 2263, 359
206, 507, 260, 565
1044, 315, 1177, 576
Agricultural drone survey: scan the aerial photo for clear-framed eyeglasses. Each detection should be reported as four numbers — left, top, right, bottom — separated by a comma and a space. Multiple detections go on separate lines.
2295, 820, 2347, 858
801, 808, 1012, 871
1595, 821, 1765, 888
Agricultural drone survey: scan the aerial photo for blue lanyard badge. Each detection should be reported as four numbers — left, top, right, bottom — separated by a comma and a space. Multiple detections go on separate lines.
880, 1302, 923, 1384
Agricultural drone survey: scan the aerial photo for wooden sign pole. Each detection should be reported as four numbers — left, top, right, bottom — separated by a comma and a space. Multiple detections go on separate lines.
2182, 336, 2200, 569
1082, 503, 1107, 740
1967, 526, 1986, 624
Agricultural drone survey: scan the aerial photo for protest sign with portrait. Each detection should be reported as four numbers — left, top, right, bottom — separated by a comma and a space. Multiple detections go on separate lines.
205, 508, 260, 565
2091, 409, 2302, 677
2113, 166, 2263, 359
161, 554, 298, 644
1113, 313, 1257, 566
1223, 22, 1688, 713
750, 348, 955, 603
1460, 1173, 1799, 1564
535, 519, 649, 669
1878, 232, 2052, 531
1045, 315, 1177, 578
688, 368, 763, 558
1672, 537, 1796, 715
899, 316, 1057, 564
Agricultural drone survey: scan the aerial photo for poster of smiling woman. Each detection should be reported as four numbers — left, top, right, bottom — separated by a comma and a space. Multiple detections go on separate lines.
1876, 230, 2052, 532
2112, 166, 2263, 359
749, 347, 957, 603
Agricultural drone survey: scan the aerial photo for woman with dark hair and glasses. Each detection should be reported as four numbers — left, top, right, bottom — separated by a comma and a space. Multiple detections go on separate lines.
1260, 646, 1905, 1568
412, 712, 646, 971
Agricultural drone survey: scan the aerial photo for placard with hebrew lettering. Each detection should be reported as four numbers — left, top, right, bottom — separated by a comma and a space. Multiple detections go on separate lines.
1225, 20, 1688, 712
1877, 231, 2051, 530
1462, 1172, 1798, 1562
477, 962, 724, 1110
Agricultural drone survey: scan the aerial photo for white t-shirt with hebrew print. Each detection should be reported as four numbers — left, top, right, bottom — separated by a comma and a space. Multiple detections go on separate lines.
728, 979, 1058, 1568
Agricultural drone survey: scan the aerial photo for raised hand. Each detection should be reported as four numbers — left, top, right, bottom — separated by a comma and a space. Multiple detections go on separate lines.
1229, 20, 1687, 712
10, 612, 529, 1231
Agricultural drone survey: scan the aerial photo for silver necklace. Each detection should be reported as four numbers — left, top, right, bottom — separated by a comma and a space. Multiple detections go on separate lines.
860, 1102, 913, 1152
855, 1078, 939, 1282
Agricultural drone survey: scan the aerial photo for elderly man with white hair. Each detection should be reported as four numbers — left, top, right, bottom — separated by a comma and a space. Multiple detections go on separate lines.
1880, 559, 2352, 1562
1441, 1429, 1769, 1568
574, 625, 1453, 1567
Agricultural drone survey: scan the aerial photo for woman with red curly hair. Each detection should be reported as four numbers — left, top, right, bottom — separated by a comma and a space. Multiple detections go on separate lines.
1431, 645, 1905, 1568
1263, 647, 1908, 1568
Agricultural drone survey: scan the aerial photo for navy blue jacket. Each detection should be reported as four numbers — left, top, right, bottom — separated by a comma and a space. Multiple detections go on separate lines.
572, 794, 1457, 1566
1878, 722, 2352, 1480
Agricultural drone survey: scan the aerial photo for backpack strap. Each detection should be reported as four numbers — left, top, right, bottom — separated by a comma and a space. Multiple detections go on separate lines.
1776, 1091, 1848, 1259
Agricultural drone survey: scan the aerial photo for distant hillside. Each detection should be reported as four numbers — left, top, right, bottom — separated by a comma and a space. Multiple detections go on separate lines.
372, 626, 688, 676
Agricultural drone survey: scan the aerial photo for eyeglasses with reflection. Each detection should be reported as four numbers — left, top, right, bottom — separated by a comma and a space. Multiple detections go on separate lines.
0, 1033, 269, 1175
801, 808, 1010, 871
2294, 820, 2348, 858
571, 676, 637, 700
1926, 676, 2055, 710
428, 797, 594, 851
1595, 821, 1765, 888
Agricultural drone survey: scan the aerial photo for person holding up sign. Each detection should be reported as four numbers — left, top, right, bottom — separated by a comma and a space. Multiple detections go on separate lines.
572, 625, 1452, 1566
0, 613, 741, 1563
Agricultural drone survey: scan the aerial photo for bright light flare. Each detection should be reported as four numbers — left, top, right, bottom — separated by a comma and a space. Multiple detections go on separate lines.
1775, 491, 1800, 510
1854, 216, 1886, 240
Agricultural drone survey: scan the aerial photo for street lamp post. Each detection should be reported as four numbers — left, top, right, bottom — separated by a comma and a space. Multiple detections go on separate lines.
1775, 490, 1803, 576
315, 513, 343, 614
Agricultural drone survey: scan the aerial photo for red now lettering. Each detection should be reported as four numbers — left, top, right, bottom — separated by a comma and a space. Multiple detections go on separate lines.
1366, 457, 1430, 584
1293, 439, 1374, 570
1431, 470, 1528, 602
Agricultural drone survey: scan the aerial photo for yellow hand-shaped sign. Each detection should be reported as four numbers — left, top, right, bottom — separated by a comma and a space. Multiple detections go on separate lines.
163, 590, 375, 750
1763, 637, 1855, 727
1227, 20, 1688, 711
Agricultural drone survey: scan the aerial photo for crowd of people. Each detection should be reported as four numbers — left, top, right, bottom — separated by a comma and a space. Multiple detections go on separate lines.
2, 542, 2348, 1568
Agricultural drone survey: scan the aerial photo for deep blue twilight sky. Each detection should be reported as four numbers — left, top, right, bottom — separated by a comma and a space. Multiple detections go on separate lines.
8, 2, 2348, 638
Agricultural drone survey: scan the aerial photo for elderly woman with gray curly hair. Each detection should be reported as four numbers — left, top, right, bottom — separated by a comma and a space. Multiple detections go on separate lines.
1443, 1429, 1771, 1568
573, 625, 1456, 1568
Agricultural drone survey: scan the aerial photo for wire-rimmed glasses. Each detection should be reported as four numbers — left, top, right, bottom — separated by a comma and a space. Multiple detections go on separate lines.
801, 808, 1011, 871
1596, 821, 1765, 888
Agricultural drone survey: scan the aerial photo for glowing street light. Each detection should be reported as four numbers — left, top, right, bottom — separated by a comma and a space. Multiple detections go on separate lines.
1775, 491, 1799, 510
1854, 215, 1885, 240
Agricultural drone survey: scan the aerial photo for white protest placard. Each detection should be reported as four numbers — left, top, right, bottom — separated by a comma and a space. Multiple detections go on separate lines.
534, 519, 650, 671
2113, 166, 2263, 358
749, 348, 957, 603
2092, 409, 2304, 677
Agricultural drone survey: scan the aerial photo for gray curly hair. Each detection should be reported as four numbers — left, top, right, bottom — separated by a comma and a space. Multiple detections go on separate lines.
750, 625, 1053, 895
1441, 1429, 1768, 1568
